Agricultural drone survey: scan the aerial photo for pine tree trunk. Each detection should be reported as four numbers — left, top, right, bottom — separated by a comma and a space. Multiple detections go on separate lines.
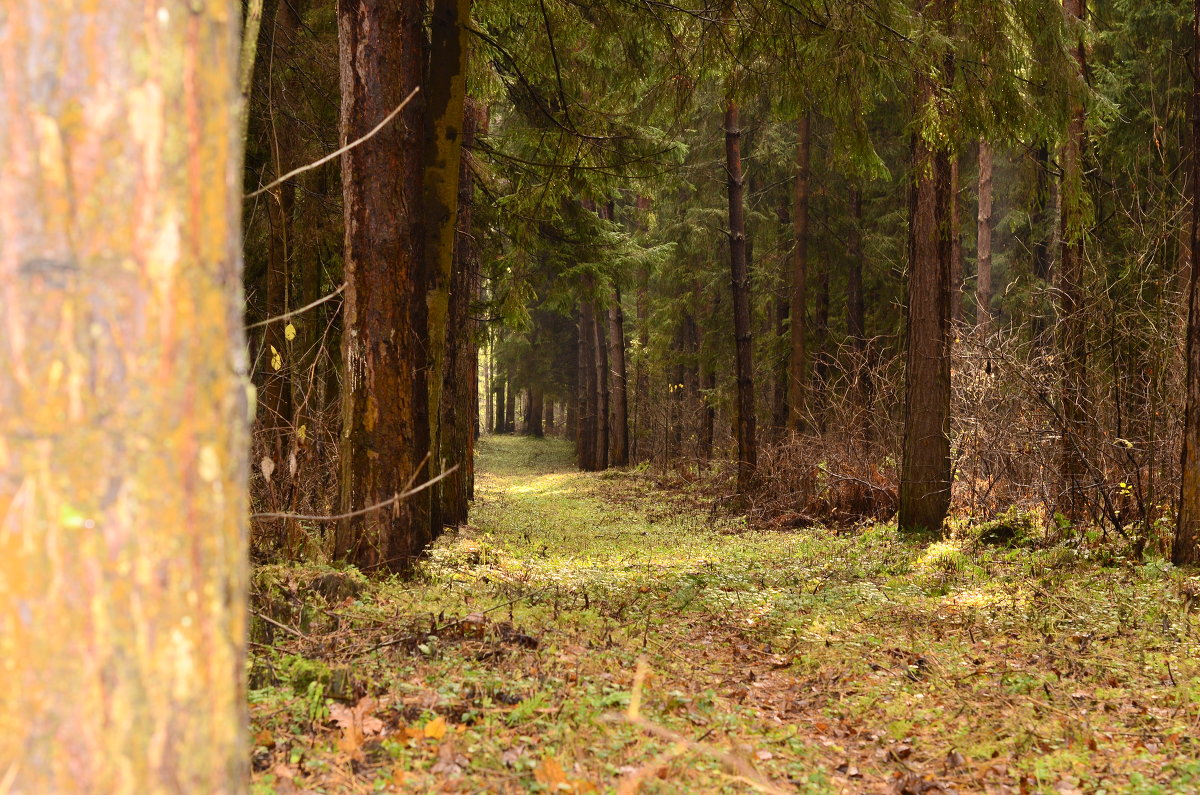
594, 306, 610, 469
725, 100, 757, 492
950, 156, 964, 325
976, 139, 994, 330
505, 378, 517, 433
1058, 0, 1089, 521
788, 115, 810, 434
0, 2, 248, 789
609, 290, 630, 466
899, 45, 954, 536
1032, 144, 1054, 344
577, 306, 597, 468
545, 400, 556, 435
440, 98, 481, 527
528, 386, 544, 436
335, 0, 431, 573
423, 0, 471, 539
1176, 0, 1200, 566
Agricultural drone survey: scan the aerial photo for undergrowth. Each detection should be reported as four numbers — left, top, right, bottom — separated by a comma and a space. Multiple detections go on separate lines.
249, 435, 1200, 794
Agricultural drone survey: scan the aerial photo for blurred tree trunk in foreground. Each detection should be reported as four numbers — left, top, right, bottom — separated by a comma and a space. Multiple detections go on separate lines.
0, 0, 249, 790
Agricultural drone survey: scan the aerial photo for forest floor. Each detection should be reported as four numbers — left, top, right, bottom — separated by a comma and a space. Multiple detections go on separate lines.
250, 435, 1200, 794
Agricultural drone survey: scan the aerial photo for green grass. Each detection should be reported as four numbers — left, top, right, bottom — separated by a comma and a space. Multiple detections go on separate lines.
249, 435, 1200, 794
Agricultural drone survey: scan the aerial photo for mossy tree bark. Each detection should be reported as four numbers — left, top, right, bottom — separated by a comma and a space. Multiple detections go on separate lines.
334, 0, 431, 573
423, 0, 472, 537
440, 98, 481, 527
0, 1, 249, 790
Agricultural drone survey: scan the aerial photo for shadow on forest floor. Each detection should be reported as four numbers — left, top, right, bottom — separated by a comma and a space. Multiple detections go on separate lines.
249, 434, 1200, 794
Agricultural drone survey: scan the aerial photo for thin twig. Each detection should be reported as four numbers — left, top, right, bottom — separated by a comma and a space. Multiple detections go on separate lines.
251, 464, 456, 522
245, 88, 420, 199
246, 283, 346, 330
251, 610, 311, 641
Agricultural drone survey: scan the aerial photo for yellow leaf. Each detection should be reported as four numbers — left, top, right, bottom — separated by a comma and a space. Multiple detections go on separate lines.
284, 322, 297, 341
270, 345, 282, 371
424, 715, 448, 740
296, 424, 307, 442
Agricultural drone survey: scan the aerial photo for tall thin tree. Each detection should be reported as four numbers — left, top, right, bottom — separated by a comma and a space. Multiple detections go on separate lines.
1176, 0, 1200, 567
788, 115, 811, 433
725, 100, 757, 491
899, 3, 955, 535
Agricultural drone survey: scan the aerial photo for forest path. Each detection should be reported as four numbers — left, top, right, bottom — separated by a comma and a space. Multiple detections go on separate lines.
251, 435, 1200, 794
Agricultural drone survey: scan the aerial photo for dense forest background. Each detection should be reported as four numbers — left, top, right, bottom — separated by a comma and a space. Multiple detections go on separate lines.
243, 0, 1200, 565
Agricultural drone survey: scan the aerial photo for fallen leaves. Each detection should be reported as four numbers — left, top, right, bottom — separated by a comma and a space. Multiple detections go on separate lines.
534, 757, 597, 794
329, 696, 384, 759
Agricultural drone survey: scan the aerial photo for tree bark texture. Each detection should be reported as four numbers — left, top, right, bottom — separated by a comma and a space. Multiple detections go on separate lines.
725, 100, 757, 492
976, 139, 994, 330
0, 2, 249, 790
334, 0, 431, 572
899, 52, 954, 536
1176, 0, 1200, 566
423, 0, 471, 537
440, 98, 481, 527
788, 115, 810, 434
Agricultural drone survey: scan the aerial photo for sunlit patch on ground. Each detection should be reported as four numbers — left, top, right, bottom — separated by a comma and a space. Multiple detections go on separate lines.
248, 435, 1200, 794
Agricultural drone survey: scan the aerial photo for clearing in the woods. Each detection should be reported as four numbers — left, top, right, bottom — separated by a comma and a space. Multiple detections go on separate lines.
250, 436, 1200, 794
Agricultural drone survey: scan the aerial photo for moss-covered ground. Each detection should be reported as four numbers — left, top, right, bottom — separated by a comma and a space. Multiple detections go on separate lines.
250, 435, 1200, 794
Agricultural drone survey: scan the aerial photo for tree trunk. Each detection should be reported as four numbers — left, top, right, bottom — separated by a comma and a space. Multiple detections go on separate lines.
609, 290, 630, 466
899, 48, 954, 536
439, 98, 481, 527
1178, 0, 1200, 566
594, 305, 610, 469
725, 100, 757, 492
976, 139, 994, 330
788, 115, 811, 434
334, 0, 430, 572
577, 306, 597, 468
423, 0, 471, 539
632, 196, 652, 463
528, 386, 544, 437
0, 2, 248, 789
950, 155, 964, 324
504, 377, 517, 433
1058, 0, 1089, 522
545, 400, 556, 435
1032, 144, 1054, 344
